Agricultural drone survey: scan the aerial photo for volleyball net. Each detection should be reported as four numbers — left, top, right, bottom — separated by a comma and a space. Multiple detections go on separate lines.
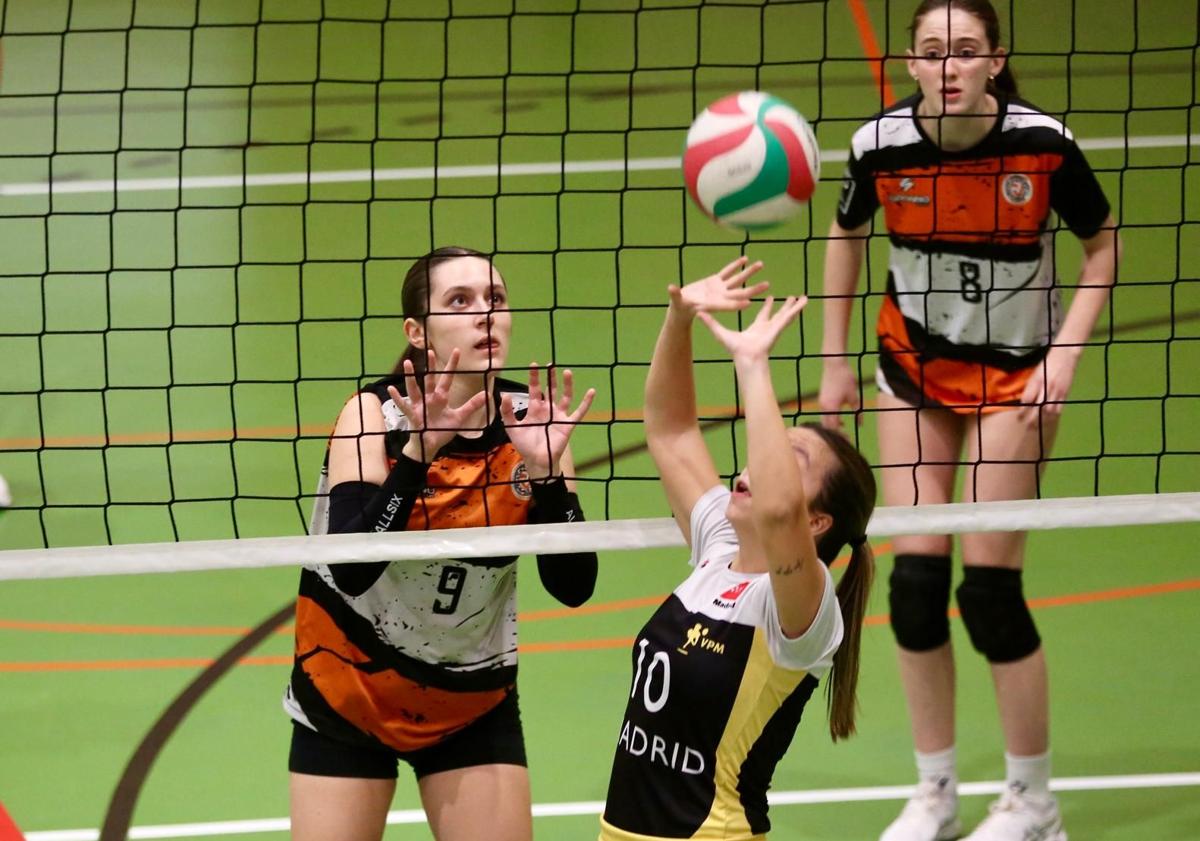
0, 0, 1198, 573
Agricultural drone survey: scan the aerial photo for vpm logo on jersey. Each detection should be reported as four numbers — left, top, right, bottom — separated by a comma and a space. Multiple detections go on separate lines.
712, 580, 749, 609
677, 622, 725, 656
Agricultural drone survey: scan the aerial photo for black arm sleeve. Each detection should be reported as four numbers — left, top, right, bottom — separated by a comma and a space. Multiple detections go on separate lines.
325, 455, 427, 597
834, 148, 880, 231
529, 479, 597, 608
1050, 141, 1111, 239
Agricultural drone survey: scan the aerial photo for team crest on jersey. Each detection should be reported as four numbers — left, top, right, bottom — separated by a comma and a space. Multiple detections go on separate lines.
712, 580, 749, 608
510, 461, 533, 499
1002, 173, 1033, 205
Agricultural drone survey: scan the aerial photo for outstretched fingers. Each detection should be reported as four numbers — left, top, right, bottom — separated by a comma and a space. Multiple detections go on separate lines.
554, 369, 593, 421
431, 348, 460, 398
548, 366, 573, 413
526, 362, 543, 405
726, 260, 766, 290
566, 385, 597, 423
387, 383, 405, 413
760, 295, 808, 343
772, 295, 808, 325
717, 255, 750, 280
401, 359, 422, 410
721, 260, 768, 310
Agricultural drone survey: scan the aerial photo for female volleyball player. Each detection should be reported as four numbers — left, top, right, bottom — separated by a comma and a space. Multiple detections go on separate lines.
818, 2, 1121, 840
284, 246, 597, 841
599, 258, 876, 840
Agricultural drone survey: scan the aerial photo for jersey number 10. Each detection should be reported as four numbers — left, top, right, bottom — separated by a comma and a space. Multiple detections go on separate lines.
631, 639, 672, 713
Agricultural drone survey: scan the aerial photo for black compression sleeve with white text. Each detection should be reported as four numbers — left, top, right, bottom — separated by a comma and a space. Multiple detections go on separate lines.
325, 454, 427, 596
529, 479, 597, 608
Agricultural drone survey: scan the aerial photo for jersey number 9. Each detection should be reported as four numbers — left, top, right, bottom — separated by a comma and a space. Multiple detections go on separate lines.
433, 564, 467, 614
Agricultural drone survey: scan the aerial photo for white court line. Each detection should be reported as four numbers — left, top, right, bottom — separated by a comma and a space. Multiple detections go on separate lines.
21, 772, 1200, 840
0, 135, 1195, 198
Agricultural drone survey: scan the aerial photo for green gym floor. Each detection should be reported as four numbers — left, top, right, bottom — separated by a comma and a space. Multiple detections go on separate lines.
0, 1, 1198, 838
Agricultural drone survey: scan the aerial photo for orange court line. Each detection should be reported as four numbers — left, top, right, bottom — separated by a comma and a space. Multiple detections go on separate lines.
847, 0, 897, 107
1025, 579, 1200, 610
3, 576, 1197, 673
519, 595, 665, 622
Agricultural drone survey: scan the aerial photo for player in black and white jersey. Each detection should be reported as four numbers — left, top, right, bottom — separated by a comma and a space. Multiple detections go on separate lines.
599, 258, 877, 841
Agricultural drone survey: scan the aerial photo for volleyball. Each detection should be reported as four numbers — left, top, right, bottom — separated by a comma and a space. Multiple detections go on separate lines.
683, 91, 820, 229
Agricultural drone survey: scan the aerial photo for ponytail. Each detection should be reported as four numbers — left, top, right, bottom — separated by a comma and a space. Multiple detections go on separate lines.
802, 423, 878, 743
827, 541, 876, 741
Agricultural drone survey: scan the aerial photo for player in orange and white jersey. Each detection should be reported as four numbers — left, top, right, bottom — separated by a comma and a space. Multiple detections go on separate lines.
285, 247, 597, 841
818, 3, 1120, 841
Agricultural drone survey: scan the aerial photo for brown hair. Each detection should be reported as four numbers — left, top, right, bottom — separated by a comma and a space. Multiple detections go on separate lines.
391, 246, 495, 376
910, 0, 1018, 97
805, 423, 877, 742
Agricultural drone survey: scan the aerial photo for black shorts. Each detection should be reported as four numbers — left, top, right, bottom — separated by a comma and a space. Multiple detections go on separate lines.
288, 690, 526, 780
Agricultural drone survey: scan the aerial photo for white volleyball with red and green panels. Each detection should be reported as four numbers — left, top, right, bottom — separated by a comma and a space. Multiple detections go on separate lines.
683, 91, 820, 229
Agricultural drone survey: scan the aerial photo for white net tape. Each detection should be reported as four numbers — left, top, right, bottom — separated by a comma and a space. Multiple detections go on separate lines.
1, 492, 1197, 582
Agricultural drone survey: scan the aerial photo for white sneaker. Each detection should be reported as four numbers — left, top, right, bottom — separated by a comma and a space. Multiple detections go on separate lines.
880, 779, 962, 841
964, 787, 1066, 841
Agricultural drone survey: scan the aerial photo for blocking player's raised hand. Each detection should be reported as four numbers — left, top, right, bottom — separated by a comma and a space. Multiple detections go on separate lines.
393, 348, 488, 462
501, 364, 595, 482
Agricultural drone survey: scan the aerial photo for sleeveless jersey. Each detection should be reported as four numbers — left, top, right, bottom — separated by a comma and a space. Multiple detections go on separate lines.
836, 94, 1111, 410
283, 376, 535, 753
600, 486, 843, 841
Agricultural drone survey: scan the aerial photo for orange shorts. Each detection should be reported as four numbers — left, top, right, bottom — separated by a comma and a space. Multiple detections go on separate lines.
876, 299, 1041, 413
